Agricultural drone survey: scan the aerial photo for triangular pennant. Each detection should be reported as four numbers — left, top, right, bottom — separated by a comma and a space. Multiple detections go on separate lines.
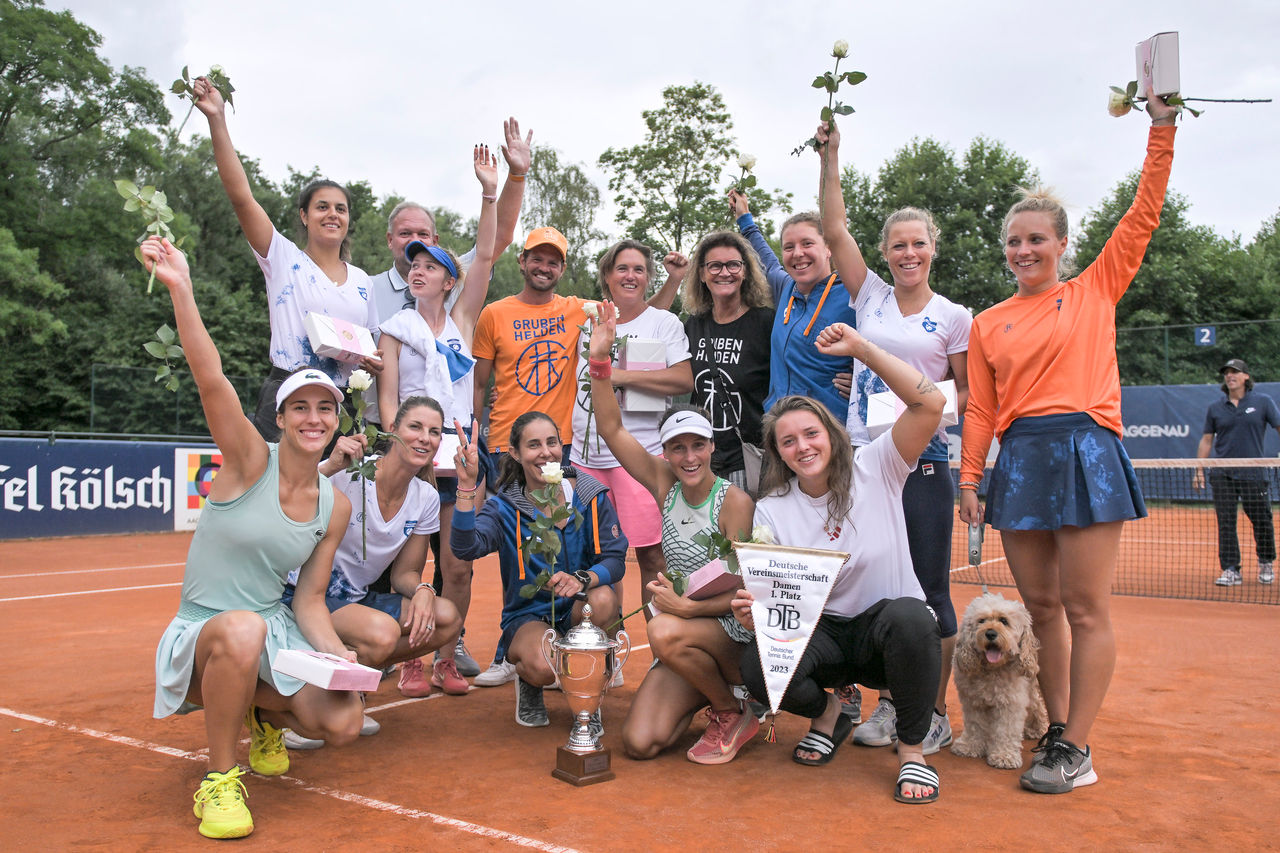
734, 542, 848, 715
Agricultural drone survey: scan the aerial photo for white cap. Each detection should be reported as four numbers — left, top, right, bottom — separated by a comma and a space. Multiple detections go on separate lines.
659, 410, 714, 444
275, 369, 344, 410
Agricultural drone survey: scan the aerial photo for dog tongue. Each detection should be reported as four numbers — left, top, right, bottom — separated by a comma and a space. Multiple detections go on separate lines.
985, 649, 1002, 664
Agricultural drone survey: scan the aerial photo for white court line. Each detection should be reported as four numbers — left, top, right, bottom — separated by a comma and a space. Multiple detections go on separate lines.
0, 582, 181, 603
1, 562, 183, 580
0, 706, 581, 852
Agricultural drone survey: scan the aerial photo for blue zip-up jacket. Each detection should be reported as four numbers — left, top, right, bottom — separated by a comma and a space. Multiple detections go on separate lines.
737, 212, 856, 421
450, 470, 628, 630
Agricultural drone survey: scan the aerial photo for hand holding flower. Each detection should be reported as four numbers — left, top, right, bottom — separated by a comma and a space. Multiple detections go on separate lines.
138, 236, 191, 293
727, 188, 750, 219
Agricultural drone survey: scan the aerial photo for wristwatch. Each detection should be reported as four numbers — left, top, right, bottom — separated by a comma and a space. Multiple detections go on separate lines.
573, 570, 592, 591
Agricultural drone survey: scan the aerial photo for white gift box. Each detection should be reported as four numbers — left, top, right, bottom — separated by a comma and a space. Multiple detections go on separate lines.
865, 379, 958, 439
1136, 31, 1179, 99
433, 432, 461, 478
271, 648, 381, 692
619, 338, 668, 413
304, 312, 376, 364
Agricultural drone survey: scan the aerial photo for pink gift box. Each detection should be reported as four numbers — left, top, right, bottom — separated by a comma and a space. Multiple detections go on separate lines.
271, 649, 381, 692
433, 433, 461, 477
1136, 31, 1179, 99
304, 312, 376, 364
685, 558, 741, 601
619, 338, 668, 412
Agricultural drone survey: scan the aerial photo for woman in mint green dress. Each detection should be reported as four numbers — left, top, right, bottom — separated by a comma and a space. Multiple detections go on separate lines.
143, 237, 364, 840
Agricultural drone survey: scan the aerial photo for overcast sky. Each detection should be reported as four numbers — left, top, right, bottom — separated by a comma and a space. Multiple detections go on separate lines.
60, 0, 1279, 251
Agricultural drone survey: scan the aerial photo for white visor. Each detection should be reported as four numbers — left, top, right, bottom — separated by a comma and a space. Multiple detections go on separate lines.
659, 411, 714, 445
275, 369, 345, 410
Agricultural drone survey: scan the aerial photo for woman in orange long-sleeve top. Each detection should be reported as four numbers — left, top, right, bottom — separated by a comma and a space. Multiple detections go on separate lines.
958, 95, 1178, 794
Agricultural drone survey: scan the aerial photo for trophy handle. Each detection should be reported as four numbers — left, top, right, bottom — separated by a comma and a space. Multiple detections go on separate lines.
541, 627, 558, 672
613, 630, 631, 672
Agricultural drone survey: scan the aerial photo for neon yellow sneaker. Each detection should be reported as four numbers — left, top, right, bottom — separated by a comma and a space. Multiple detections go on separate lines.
193, 766, 253, 839
245, 706, 288, 776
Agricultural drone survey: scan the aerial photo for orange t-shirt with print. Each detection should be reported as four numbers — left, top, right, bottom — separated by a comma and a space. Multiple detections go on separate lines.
472, 294, 588, 452
961, 125, 1176, 484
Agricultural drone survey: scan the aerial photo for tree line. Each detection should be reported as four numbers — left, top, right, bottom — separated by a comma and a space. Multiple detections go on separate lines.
3, 0, 1278, 434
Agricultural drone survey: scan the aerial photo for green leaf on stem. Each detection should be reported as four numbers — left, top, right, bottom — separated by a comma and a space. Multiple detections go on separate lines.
1126, 80, 1138, 98
812, 76, 826, 89
156, 324, 176, 345
339, 412, 353, 435
143, 341, 167, 358
115, 179, 139, 198
820, 106, 833, 122
845, 71, 867, 85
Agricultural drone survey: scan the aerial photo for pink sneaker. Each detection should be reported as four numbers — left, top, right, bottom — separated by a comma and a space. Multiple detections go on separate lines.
430, 658, 470, 695
686, 703, 760, 765
398, 657, 432, 698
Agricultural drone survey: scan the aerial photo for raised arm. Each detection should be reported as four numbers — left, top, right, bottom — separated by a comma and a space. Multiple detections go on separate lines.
646, 252, 690, 311
494, 117, 532, 255
587, 303, 671, 499
139, 237, 266, 487
450, 145, 501, 338
815, 322, 943, 465
192, 77, 274, 257
815, 121, 868, 299
730, 188, 789, 299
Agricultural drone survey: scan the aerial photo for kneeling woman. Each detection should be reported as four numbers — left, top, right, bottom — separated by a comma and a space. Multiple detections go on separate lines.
450, 413, 627, 727
282, 396, 466, 749
584, 302, 758, 764
145, 238, 364, 840
732, 322, 946, 803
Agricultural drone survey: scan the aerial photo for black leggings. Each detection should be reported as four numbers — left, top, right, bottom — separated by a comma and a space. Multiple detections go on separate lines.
902, 461, 957, 637
740, 597, 941, 744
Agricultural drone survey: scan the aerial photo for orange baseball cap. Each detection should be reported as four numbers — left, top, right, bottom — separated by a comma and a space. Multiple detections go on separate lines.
523, 226, 568, 260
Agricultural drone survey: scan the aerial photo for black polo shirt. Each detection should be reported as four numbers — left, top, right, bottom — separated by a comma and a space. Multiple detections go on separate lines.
1204, 390, 1280, 480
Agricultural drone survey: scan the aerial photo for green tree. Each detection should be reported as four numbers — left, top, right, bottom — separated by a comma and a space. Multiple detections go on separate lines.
841, 135, 1036, 313
524, 143, 605, 297
0, 227, 67, 427
1074, 175, 1269, 385
599, 82, 790, 254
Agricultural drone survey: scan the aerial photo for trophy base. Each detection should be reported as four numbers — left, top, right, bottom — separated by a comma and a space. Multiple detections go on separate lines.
551, 745, 615, 786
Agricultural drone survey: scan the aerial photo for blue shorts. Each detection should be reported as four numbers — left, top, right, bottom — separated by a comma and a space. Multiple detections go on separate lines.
986, 412, 1147, 531
499, 606, 575, 652
282, 585, 403, 621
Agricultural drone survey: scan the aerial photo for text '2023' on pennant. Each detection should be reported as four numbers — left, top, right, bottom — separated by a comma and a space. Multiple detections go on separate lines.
734, 542, 848, 714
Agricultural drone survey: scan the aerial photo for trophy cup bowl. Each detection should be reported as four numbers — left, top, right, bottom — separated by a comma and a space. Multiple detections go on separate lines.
541, 603, 631, 785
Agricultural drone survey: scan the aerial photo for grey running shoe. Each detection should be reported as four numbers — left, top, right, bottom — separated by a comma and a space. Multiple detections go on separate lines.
853, 698, 897, 746
1260, 562, 1274, 584
283, 730, 323, 750
836, 685, 862, 724
474, 658, 518, 687
1215, 567, 1243, 586
515, 678, 549, 727
920, 711, 953, 755
359, 713, 380, 736
1020, 738, 1098, 794
453, 637, 482, 677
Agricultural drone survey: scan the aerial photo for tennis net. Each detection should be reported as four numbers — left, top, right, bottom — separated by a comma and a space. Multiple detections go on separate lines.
950, 458, 1280, 605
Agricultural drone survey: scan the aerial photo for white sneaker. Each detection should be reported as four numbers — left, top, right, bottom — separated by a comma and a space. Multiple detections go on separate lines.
283, 729, 323, 750
360, 713, 380, 736
1260, 562, 1274, 584
919, 711, 953, 755
1215, 567, 1243, 586
474, 658, 518, 687
853, 698, 897, 746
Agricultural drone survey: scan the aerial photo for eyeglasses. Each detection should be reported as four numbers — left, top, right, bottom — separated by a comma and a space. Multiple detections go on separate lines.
702, 260, 744, 274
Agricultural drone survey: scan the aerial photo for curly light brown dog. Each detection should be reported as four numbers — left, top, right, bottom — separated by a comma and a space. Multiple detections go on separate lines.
951, 593, 1048, 769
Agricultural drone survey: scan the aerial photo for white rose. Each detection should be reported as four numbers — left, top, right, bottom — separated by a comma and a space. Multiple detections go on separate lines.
737, 153, 757, 172
1107, 91, 1132, 118
583, 302, 600, 322
540, 461, 563, 484
832, 40, 849, 59
347, 369, 373, 393
751, 525, 776, 545
210, 64, 225, 75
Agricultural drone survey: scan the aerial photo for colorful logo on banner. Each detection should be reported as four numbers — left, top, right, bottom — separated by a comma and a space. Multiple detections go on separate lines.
174, 447, 221, 531
735, 542, 847, 715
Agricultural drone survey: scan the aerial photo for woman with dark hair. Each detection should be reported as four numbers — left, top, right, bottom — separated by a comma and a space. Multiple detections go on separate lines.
959, 96, 1179, 794
680, 231, 775, 491
280, 396, 468, 751
731, 321, 946, 803
144, 237, 364, 839
450, 413, 627, 727
584, 301, 758, 764
193, 77, 381, 441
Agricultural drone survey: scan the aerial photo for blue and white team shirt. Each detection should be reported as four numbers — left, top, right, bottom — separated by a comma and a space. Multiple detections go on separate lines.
845, 270, 971, 460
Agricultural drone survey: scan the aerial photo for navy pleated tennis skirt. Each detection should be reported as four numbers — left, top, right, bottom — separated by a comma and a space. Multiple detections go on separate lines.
985, 412, 1147, 531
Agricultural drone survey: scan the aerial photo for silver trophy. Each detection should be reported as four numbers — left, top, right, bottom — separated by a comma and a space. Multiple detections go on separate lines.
541, 604, 630, 784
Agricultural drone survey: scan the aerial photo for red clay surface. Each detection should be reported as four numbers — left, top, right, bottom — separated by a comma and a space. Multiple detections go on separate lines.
1, 531, 1277, 851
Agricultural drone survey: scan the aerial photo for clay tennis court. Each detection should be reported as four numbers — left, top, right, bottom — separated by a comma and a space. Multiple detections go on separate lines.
2, 525, 1275, 850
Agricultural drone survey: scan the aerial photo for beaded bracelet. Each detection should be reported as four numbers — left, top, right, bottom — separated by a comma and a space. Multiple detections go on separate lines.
958, 480, 981, 491
588, 357, 612, 380
415, 582, 436, 595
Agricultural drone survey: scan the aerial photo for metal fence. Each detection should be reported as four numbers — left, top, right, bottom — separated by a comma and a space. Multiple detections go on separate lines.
1117, 319, 1280, 386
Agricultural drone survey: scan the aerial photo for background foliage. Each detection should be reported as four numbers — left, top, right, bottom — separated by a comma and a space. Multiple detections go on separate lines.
3, 0, 1277, 435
